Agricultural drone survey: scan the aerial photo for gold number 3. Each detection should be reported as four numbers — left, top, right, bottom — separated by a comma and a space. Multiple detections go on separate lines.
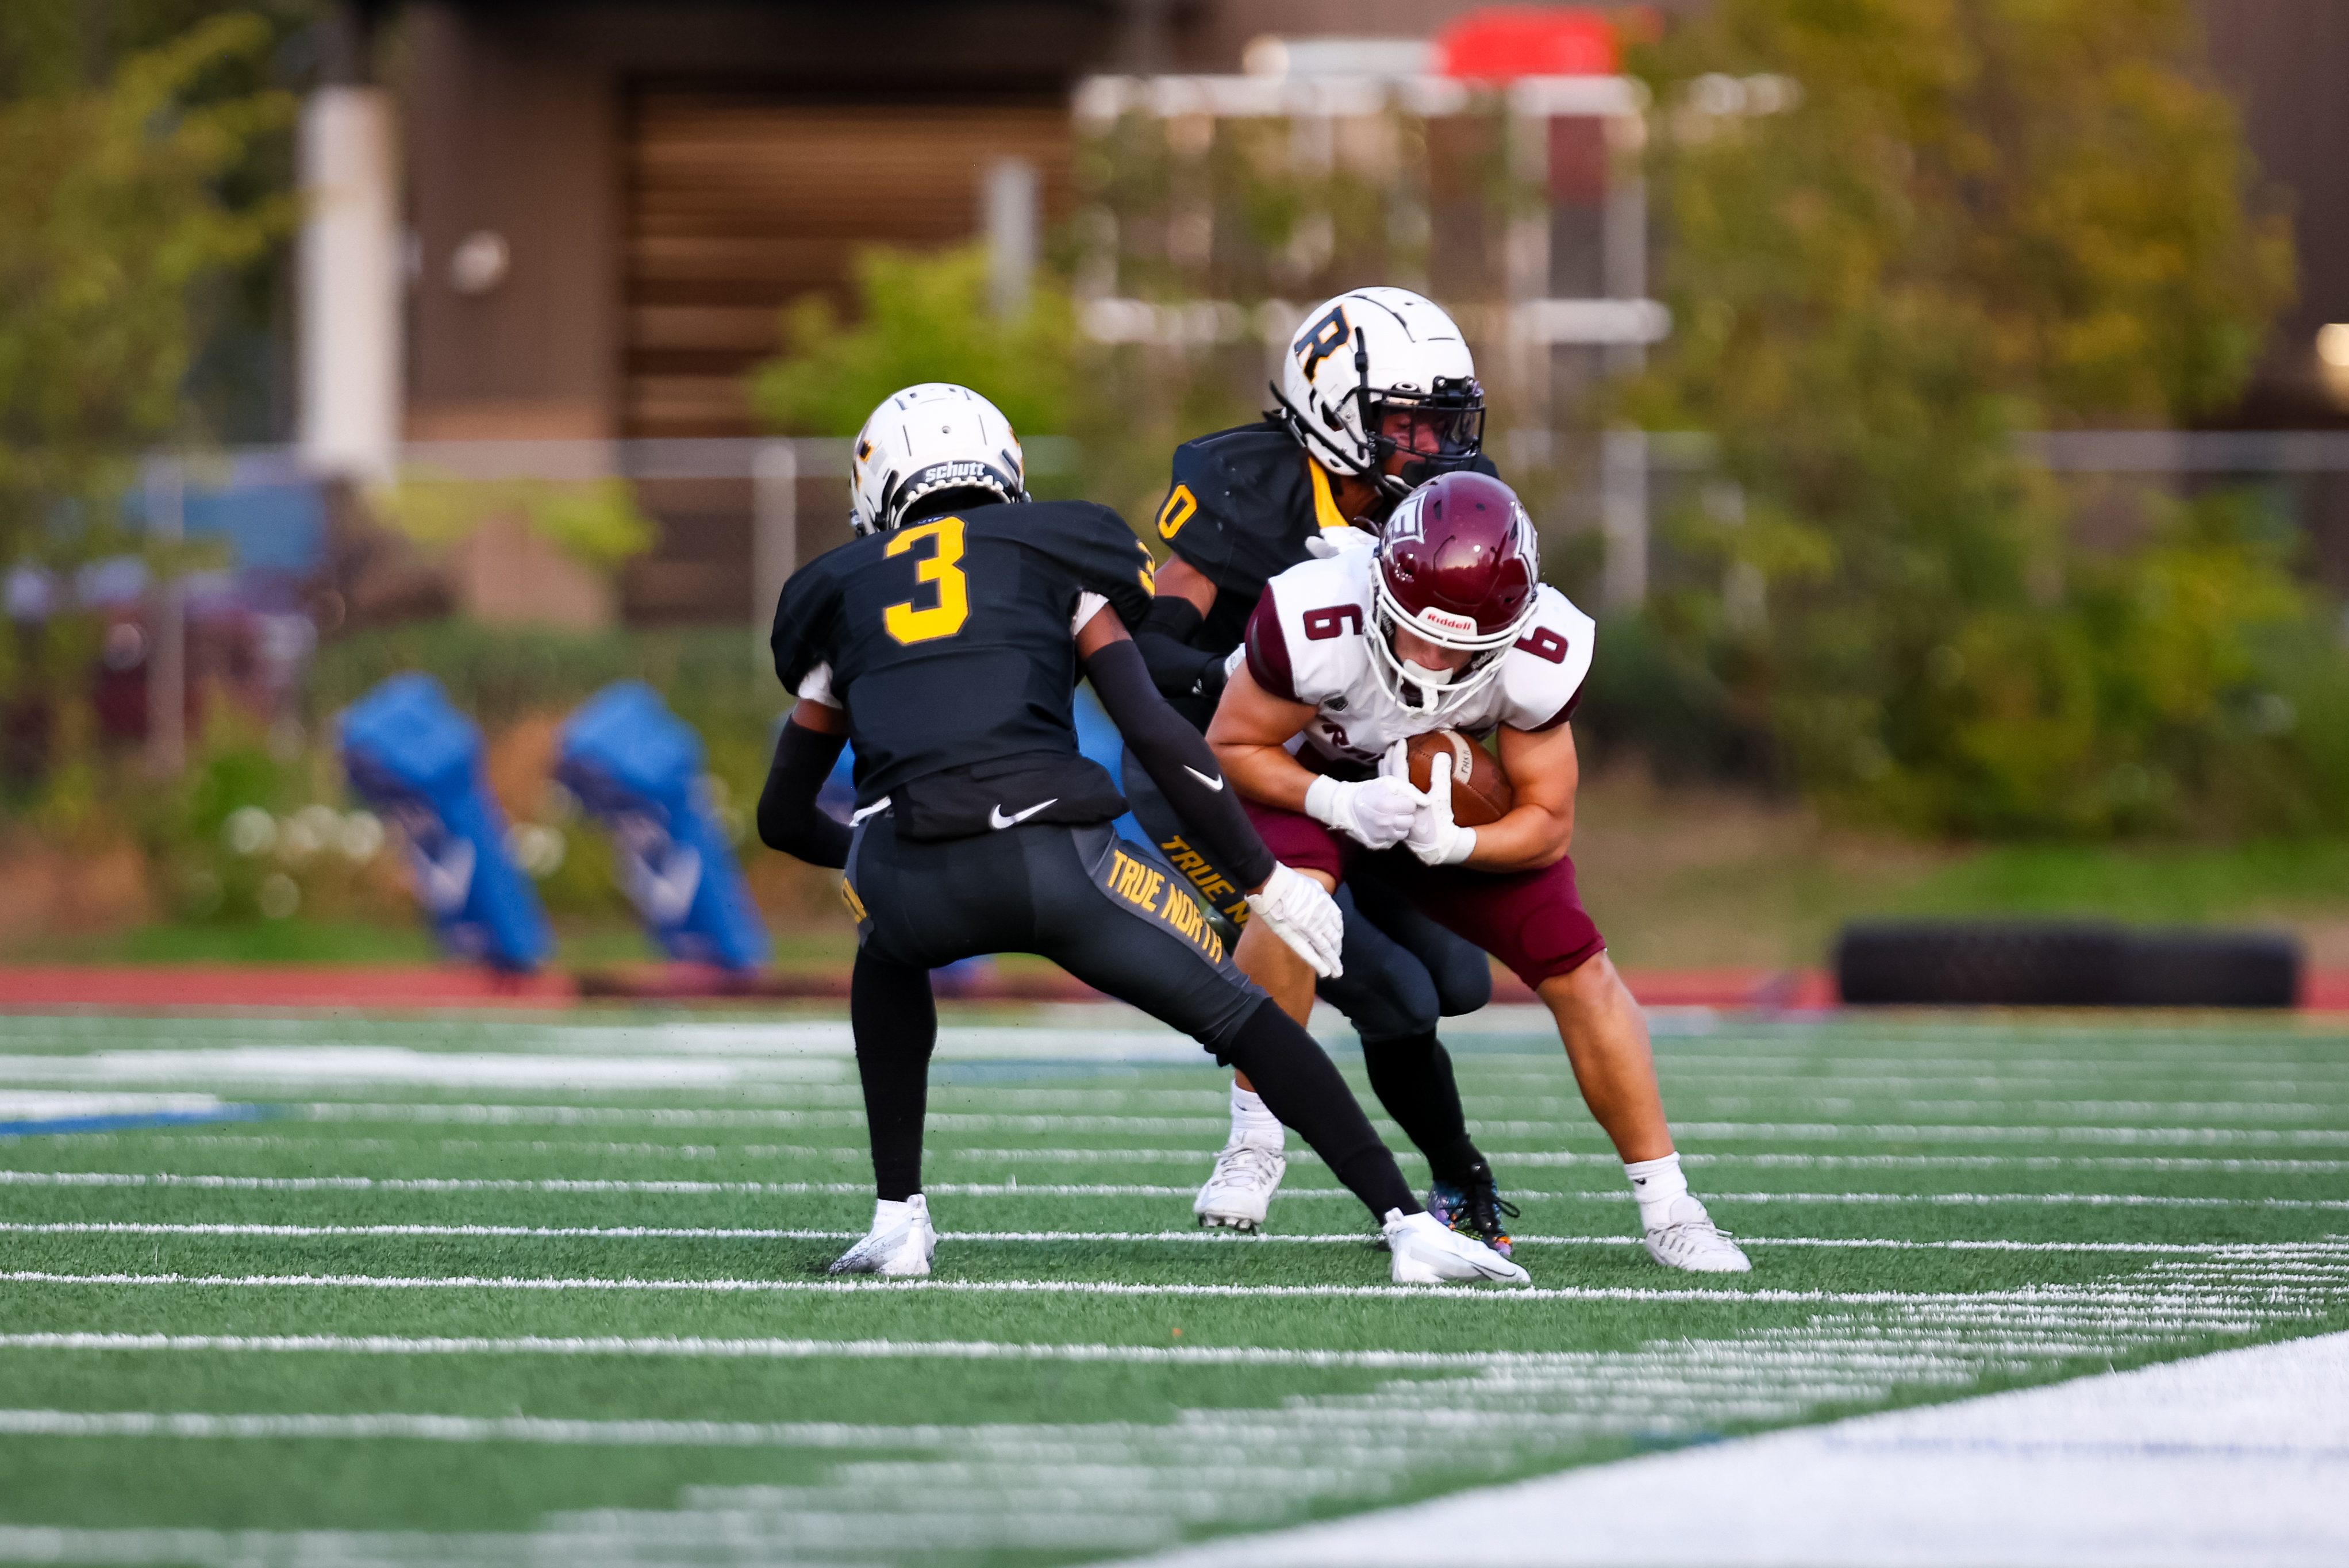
883, 517, 970, 644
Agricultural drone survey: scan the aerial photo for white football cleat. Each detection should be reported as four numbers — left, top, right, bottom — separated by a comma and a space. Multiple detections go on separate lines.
1642, 1196, 1752, 1273
1194, 1141, 1286, 1232
828, 1194, 937, 1277
1383, 1208, 1531, 1286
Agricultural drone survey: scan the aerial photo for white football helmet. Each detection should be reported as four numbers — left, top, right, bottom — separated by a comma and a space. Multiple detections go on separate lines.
1271, 287, 1485, 506
849, 383, 1028, 536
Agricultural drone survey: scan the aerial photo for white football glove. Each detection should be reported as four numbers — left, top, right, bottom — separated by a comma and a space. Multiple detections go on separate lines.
1304, 524, 1378, 560
1404, 748, 1477, 867
1244, 862, 1345, 978
1303, 774, 1417, 850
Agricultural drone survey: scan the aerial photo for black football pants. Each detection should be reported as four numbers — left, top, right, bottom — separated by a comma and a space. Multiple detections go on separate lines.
1123, 748, 1491, 1183
841, 811, 1417, 1219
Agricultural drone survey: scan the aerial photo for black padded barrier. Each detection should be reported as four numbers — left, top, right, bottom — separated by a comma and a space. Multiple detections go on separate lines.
1835, 920, 2301, 1009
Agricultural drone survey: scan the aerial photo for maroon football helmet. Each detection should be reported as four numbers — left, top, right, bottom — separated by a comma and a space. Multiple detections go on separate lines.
1369, 471, 1541, 713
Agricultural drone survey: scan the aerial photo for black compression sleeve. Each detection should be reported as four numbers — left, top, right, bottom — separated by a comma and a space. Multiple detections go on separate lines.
1133, 596, 1229, 702
1085, 639, 1276, 890
851, 949, 936, 1201
756, 718, 852, 868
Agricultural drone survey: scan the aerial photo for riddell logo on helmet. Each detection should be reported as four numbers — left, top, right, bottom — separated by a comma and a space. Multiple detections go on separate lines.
1419, 608, 1478, 636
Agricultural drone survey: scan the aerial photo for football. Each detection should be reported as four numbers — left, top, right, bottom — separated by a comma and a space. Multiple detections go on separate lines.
1404, 729, 1514, 827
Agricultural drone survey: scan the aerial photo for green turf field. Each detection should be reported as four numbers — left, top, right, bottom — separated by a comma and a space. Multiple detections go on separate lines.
0, 1005, 2343, 1565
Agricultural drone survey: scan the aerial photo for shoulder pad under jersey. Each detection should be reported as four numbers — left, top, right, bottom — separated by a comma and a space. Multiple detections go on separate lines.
1152, 421, 1318, 595
1243, 551, 1377, 709
979, 498, 1158, 632
1497, 585, 1597, 732
768, 537, 863, 694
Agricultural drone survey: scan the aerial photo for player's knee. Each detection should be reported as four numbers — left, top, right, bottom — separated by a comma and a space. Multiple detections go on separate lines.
1540, 947, 1627, 1011
1325, 963, 1440, 1043
1431, 947, 1494, 1017
1358, 1027, 1439, 1074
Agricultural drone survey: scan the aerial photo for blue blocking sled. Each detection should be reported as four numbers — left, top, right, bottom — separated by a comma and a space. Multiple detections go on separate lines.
557, 682, 771, 971
337, 672, 553, 973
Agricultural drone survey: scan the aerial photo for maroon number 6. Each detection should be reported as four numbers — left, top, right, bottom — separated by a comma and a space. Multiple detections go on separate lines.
1514, 627, 1569, 663
1303, 604, 1364, 641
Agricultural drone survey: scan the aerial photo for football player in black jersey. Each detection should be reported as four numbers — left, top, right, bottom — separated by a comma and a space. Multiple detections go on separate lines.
1121, 288, 1521, 1250
756, 381, 1526, 1286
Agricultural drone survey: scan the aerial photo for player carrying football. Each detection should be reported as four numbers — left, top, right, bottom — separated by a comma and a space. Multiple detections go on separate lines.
1127, 287, 1517, 1244
757, 382, 1527, 1286
1206, 468, 1752, 1273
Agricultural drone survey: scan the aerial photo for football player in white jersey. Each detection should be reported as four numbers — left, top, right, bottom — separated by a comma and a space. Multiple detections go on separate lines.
1205, 471, 1752, 1273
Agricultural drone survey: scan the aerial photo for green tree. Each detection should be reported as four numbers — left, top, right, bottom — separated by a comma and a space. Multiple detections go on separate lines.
0, 11, 293, 564
1628, 0, 2298, 835
0, 10, 295, 837
751, 245, 1077, 439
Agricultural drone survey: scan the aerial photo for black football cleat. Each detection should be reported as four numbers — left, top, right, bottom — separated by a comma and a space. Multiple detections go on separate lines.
1427, 1160, 1519, 1258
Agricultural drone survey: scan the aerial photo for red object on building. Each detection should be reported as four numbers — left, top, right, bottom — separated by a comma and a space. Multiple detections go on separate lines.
1437, 7, 1620, 79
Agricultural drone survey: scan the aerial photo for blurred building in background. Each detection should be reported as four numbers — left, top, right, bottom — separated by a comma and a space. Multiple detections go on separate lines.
281, 0, 2349, 630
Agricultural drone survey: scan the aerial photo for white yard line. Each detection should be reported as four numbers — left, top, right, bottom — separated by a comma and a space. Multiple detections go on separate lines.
0, 1332, 1766, 1369
67, 1136, 2349, 1183
0, 1221, 2337, 1256
0, 1168, 2340, 1207
293, 1087, 2349, 1127
103, 1119, 2349, 1175
1121, 1329, 2349, 1568
0, 1409, 887, 1447
0, 1246, 2336, 1565
283, 1104, 2349, 1132
2, 1267, 2335, 1306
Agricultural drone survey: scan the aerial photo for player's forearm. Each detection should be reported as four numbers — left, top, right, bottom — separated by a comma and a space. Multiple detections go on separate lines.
1084, 639, 1276, 891
1471, 724, 1578, 870
1205, 667, 1321, 812
1131, 595, 1230, 702
1210, 735, 1316, 812
1462, 803, 1573, 871
756, 717, 852, 869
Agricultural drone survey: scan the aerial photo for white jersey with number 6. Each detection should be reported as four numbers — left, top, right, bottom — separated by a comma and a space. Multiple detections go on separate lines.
1240, 549, 1596, 773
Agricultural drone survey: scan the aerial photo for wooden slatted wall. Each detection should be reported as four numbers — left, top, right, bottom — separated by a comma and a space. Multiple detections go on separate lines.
625, 91, 1074, 439
620, 90, 1071, 622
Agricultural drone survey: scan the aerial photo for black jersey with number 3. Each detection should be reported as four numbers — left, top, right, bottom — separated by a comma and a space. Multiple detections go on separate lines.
769, 499, 1158, 838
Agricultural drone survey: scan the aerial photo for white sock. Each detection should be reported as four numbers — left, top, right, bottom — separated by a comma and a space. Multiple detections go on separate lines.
1624, 1152, 1689, 1230
873, 1194, 924, 1229
1229, 1083, 1284, 1150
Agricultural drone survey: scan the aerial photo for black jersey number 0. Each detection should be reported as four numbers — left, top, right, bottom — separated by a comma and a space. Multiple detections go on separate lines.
883, 517, 970, 644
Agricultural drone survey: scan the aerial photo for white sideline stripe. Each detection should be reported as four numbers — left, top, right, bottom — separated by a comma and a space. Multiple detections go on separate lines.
4, 1269, 2340, 1304
1124, 1329, 2349, 1568
0, 1170, 2339, 1208
1, 1222, 2335, 1256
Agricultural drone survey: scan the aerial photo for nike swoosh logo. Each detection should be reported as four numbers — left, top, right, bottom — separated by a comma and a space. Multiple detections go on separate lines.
989, 798, 1058, 829
1183, 766, 1224, 791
